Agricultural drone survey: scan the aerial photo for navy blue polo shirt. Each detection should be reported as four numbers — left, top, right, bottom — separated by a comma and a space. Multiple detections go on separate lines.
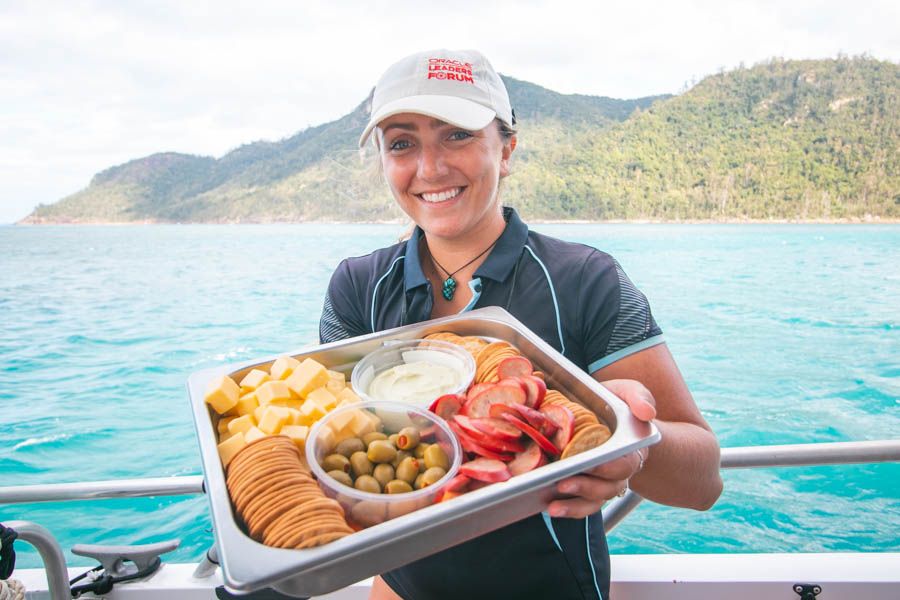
319, 207, 663, 600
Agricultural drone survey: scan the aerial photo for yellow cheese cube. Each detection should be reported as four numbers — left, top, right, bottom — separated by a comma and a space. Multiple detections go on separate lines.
325, 379, 346, 395
280, 425, 310, 451
253, 404, 267, 424
244, 426, 267, 444
316, 425, 336, 454
258, 406, 290, 435
285, 358, 330, 399
255, 380, 292, 405
307, 387, 337, 411
217, 416, 237, 434
227, 414, 256, 436
268, 397, 304, 411
235, 392, 259, 416
204, 375, 240, 414
327, 369, 346, 383
299, 399, 327, 421
327, 407, 356, 433
239, 369, 270, 393
284, 407, 303, 426
217, 433, 246, 467
337, 387, 361, 405
349, 409, 377, 437
270, 356, 301, 380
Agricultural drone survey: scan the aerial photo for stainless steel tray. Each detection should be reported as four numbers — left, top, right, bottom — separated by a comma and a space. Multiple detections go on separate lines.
188, 306, 660, 596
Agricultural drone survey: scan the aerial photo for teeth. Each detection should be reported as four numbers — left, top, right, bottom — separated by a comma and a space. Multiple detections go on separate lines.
421, 188, 461, 203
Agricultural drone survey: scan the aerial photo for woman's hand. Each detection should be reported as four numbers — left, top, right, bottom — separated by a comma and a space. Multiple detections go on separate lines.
547, 379, 655, 519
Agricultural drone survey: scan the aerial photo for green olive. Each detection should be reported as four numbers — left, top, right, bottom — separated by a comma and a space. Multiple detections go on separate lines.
421, 466, 447, 487
354, 475, 381, 494
391, 449, 412, 468
373, 463, 395, 488
388, 433, 400, 447
327, 470, 353, 487
349, 451, 374, 478
413, 443, 430, 459
396, 427, 421, 450
395, 456, 421, 484
321, 453, 350, 473
414, 472, 426, 490
334, 437, 365, 458
362, 432, 388, 446
424, 444, 450, 470
384, 479, 414, 494
367, 440, 397, 464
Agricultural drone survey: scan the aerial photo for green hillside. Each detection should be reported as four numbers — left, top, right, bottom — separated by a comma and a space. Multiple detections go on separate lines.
23, 57, 899, 223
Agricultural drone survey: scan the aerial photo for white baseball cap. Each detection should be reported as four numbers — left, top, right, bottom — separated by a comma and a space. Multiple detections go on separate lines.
359, 49, 514, 148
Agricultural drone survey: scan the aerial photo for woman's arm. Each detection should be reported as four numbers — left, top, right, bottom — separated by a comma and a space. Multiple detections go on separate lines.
547, 343, 722, 518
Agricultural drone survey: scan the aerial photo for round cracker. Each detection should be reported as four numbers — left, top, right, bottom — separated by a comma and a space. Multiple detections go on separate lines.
560, 424, 613, 460
277, 519, 354, 549
292, 529, 353, 550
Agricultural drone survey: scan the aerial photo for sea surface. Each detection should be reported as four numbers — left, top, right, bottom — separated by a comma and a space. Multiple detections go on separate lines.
1, 223, 898, 570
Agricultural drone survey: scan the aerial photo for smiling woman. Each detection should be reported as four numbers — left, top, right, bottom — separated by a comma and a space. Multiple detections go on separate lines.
319, 48, 722, 600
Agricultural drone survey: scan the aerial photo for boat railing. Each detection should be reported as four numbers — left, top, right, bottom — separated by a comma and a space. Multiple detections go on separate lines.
2, 439, 899, 600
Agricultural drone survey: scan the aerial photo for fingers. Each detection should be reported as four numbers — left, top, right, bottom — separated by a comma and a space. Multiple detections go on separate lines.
581, 452, 643, 481
601, 379, 657, 421
548, 477, 629, 519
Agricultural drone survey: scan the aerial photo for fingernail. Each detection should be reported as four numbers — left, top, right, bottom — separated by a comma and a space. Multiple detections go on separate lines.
552, 506, 568, 517
560, 483, 575, 494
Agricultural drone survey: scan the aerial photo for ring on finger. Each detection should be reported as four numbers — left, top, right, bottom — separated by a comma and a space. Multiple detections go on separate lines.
616, 479, 629, 498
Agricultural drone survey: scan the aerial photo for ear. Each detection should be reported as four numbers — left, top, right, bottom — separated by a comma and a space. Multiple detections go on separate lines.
499, 135, 517, 178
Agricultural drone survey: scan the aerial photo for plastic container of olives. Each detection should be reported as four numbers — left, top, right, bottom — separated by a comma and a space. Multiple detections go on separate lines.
351, 339, 476, 410
307, 400, 463, 529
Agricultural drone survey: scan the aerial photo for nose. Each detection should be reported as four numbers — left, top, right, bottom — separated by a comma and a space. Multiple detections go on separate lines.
416, 143, 448, 181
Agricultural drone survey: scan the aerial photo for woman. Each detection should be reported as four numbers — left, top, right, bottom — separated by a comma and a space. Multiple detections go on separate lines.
319, 49, 722, 600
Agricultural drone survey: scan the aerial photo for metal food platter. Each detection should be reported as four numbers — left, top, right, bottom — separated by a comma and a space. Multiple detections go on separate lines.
187, 306, 660, 596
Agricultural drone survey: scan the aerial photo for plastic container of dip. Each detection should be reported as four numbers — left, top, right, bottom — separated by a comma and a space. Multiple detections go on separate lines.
306, 400, 463, 529
351, 339, 475, 411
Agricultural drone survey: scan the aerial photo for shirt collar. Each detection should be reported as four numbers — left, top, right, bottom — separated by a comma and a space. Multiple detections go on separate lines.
403, 206, 529, 292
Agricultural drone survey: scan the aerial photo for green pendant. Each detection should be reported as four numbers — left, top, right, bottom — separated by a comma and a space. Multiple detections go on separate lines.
441, 277, 457, 301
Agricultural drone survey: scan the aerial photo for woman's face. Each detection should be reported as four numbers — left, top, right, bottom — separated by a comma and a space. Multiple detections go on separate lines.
377, 113, 515, 242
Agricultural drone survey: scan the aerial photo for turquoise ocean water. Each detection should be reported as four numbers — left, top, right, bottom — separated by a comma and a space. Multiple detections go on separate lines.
1, 223, 898, 569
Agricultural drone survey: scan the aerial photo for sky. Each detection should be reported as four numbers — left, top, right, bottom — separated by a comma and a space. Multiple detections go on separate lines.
1, 0, 898, 223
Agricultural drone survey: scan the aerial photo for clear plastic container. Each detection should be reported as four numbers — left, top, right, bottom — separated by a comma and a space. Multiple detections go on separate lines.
306, 400, 463, 530
351, 339, 475, 411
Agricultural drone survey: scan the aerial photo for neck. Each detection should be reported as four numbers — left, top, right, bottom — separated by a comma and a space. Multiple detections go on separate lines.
423, 207, 507, 272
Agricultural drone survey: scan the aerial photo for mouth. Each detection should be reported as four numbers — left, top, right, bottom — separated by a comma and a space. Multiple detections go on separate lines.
417, 187, 464, 203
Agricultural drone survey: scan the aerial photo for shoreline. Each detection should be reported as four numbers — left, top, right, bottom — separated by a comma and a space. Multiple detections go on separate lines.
10, 217, 900, 226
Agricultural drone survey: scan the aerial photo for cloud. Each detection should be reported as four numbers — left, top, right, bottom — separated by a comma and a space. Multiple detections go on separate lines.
1, 0, 898, 222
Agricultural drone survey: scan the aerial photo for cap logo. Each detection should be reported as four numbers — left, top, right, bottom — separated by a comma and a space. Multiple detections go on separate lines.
427, 57, 474, 84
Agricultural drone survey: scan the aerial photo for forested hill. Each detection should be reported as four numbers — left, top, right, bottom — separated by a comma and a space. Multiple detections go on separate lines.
23, 57, 899, 223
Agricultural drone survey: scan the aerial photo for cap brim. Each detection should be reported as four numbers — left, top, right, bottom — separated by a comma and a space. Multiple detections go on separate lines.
358, 95, 496, 148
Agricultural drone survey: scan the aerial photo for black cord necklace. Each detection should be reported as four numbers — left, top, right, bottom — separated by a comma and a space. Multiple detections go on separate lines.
428, 234, 502, 301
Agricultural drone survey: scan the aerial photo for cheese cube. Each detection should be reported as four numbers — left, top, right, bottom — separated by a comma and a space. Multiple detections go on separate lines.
284, 407, 303, 426
325, 379, 345, 395
235, 392, 259, 416
280, 425, 310, 451
217, 416, 237, 434
327, 407, 357, 433
217, 433, 246, 467
285, 358, 330, 399
258, 406, 290, 435
299, 399, 327, 422
239, 369, 270, 393
227, 414, 256, 436
204, 375, 240, 414
348, 409, 377, 437
244, 426, 267, 444
254, 404, 267, 424
255, 380, 292, 405
337, 387, 361, 405
270, 356, 301, 380
327, 369, 346, 384
268, 397, 304, 411
307, 387, 337, 411
316, 425, 336, 454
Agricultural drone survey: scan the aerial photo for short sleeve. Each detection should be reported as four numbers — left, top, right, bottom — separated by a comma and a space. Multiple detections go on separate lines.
318, 259, 368, 344
580, 252, 664, 373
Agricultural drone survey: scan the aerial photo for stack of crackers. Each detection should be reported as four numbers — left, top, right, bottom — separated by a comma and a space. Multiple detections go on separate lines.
542, 390, 613, 458
424, 331, 488, 359
225, 435, 354, 549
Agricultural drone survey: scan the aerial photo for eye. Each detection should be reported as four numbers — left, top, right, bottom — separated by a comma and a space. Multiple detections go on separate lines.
388, 138, 412, 152
448, 130, 473, 141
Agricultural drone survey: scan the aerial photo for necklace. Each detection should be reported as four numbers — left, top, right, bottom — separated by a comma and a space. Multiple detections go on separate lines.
428, 234, 502, 301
